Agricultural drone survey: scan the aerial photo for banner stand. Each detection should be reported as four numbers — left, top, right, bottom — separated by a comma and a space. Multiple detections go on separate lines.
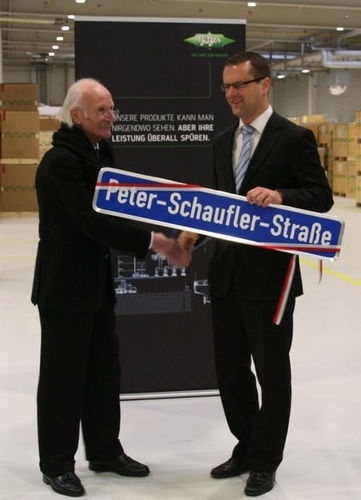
75, 16, 247, 397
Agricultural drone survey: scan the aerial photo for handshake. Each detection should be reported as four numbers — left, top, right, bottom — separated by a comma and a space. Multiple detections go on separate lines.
151, 231, 199, 267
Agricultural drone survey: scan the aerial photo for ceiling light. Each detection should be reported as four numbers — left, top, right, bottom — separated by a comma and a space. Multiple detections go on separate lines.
301, 68, 311, 74
247, 2, 257, 6
277, 73, 286, 79
76, 0, 87, 3
52, 45, 59, 50
336, 27, 344, 32
61, 25, 70, 31
56, 36, 64, 41
48, 52, 55, 57
68, 15, 75, 20
329, 84, 347, 96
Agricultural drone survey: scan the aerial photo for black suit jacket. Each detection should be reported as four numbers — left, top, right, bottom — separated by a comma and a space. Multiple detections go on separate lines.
31, 125, 151, 312
208, 111, 334, 300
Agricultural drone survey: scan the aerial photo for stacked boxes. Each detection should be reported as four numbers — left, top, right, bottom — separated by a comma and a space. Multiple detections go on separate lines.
355, 112, 361, 206
1, 163, 39, 212
332, 158, 356, 198
300, 114, 326, 124
356, 174, 361, 206
0, 110, 39, 159
300, 114, 325, 144
288, 113, 361, 201
0, 83, 38, 112
39, 116, 59, 161
0, 84, 39, 211
332, 123, 357, 197
295, 115, 330, 182
332, 123, 349, 159
318, 122, 335, 179
300, 115, 321, 144
348, 122, 357, 161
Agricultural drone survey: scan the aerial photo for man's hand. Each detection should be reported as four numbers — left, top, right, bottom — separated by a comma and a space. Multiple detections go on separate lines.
246, 187, 283, 207
177, 231, 199, 253
151, 232, 192, 267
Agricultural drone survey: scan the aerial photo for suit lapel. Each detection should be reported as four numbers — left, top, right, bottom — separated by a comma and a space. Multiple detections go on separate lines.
219, 125, 238, 192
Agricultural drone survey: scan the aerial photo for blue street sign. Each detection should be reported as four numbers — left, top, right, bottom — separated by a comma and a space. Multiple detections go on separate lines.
93, 167, 344, 260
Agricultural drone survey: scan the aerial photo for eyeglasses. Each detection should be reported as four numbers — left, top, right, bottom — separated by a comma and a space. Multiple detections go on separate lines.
220, 77, 265, 92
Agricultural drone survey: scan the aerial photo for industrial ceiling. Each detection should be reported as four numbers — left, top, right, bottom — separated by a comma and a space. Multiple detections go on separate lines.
1, 0, 361, 75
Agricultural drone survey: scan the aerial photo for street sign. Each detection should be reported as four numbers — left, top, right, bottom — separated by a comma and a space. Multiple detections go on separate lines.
93, 167, 344, 260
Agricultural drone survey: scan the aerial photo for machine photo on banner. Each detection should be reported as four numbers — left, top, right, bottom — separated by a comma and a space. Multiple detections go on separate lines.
75, 16, 246, 397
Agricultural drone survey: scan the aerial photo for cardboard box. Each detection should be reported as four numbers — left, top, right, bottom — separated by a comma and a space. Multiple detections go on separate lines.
0, 163, 38, 211
334, 123, 348, 139
332, 123, 349, 159
39, 130, 54, 160
301, 114, 326, 124
332, 160, 356, 197
0, 83, 38, 111
348, 123, 357, 161
39, 116, 60, 131
318, 122, 335, 146
356, 174, 361, 204
332, 160, 347, 195
346, 160, 357, 198
0, 110, 39, 159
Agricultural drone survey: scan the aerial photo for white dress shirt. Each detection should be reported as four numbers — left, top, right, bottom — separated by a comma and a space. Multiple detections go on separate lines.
232, 105, 273, 178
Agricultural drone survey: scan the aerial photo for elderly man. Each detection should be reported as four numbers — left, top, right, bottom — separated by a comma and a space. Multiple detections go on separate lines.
32, 78, 188, 497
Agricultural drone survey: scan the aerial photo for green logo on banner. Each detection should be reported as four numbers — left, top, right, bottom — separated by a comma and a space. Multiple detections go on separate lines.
184, 32, 236, 50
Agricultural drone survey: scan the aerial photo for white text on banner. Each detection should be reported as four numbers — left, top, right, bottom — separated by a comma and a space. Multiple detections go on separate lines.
93, 167, 344, 261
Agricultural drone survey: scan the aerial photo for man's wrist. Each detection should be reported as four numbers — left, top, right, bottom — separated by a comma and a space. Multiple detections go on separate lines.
276, 189, 284, 203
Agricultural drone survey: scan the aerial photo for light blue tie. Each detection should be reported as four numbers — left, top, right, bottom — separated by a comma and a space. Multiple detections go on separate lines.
235, 125, 254, 192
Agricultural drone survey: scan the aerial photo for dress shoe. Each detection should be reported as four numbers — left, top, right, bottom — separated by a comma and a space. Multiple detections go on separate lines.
244, 471, 276, 496
43, 471, 85, 497
89, 452, 150, 477
210, 457, 250, 478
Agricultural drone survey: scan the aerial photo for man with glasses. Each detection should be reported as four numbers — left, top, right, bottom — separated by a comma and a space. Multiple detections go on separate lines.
208, 52, 333, 496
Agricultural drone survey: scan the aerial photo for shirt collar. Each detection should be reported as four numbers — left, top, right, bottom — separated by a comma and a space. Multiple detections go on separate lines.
238, 105, 273, 135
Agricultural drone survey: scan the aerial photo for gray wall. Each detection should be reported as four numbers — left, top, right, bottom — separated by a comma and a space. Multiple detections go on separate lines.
272, 68, 361, 123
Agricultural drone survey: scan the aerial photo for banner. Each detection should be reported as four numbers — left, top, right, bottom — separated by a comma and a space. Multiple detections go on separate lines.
75, 17, 245, 186
75, 17, 246, 395
94, 168, 344, 261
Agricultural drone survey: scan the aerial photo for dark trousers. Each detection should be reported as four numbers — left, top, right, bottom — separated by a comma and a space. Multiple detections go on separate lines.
211, 284, 295, 472
37, 301, 123, 476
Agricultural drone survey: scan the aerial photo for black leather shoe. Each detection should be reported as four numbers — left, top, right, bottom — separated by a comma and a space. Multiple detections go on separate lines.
43, 472, 85, 497
89, 452, 150, 477
244, 472, 276, 496
210, 457, 250, 478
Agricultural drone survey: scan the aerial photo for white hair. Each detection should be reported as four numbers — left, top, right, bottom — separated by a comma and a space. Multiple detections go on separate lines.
57, 78, 102, 127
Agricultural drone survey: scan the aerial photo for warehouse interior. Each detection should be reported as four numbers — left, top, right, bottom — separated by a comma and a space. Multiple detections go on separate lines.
1, 1, 361, 499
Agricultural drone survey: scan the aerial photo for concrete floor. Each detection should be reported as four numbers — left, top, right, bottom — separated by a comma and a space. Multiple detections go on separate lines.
1, 196, 360, 499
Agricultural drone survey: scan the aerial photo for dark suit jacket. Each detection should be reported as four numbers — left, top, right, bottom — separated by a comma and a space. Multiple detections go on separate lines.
208, 111, 334, 300
31, 125, 151, 312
